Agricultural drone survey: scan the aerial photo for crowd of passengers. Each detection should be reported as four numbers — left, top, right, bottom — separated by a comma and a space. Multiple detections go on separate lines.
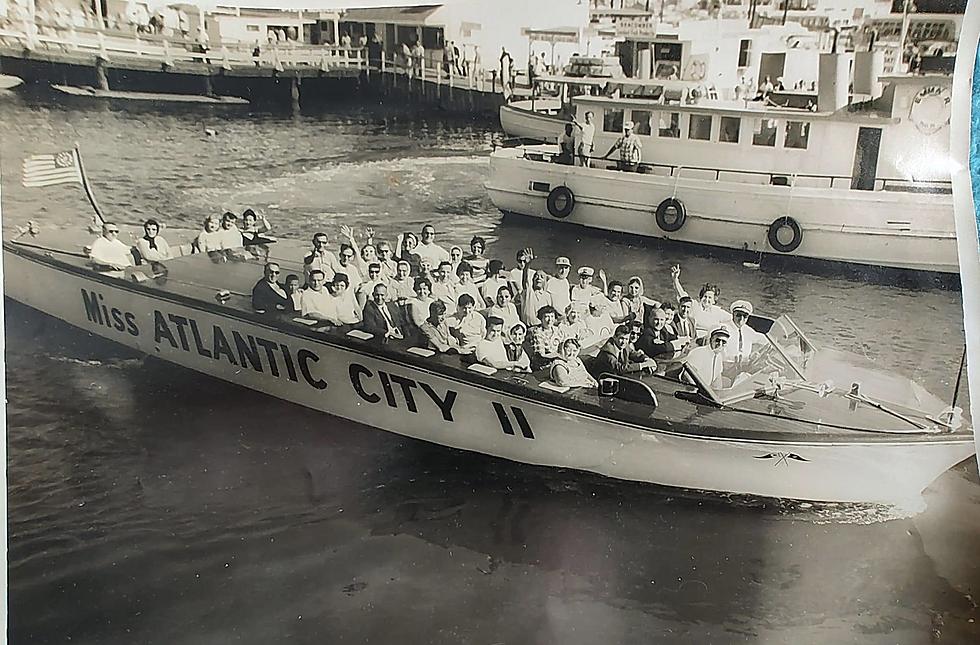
87, 215, 767, 392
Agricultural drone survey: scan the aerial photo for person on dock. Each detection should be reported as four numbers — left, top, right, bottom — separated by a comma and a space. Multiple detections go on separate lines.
593, 325, 657, 377
135, 218, 171, 263
421, 300, 461, 354
304, 232, 337, 286
550, 338, 598, 389
415, 224, 451, 267
89, 222, 134, 270
671, 264, 731, 333
448, 293, 485, 353
602, 120, 642, 172
361, 283, 404, 340
252, 262, 290, 314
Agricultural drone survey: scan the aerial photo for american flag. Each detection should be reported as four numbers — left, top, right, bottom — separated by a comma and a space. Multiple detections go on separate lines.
22, 150, 83, 188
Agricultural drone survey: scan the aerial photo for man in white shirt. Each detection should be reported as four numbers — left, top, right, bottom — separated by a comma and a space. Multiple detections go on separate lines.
476, 316, 521, 370
303, 232, 336, 286
448, 293, 485, 352
725, 300, 766, 366
521, 270, 554, 326
430, 261, 458, 309
414, 223, 450, 267
215, 211, 244, 249
480, 259, 509, 307
89, 222, 134, 270
573, 110, 596, 167
300, 270, 341, 324
570, 266, 604, 306
332, 244, 363, 288
685, 326, 730, 390
546, 256, 572, 316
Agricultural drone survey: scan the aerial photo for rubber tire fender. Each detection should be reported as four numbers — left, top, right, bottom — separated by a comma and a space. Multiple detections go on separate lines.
546, 185, 575, 219
655, 198, 687, 233
767, 216, 803, 253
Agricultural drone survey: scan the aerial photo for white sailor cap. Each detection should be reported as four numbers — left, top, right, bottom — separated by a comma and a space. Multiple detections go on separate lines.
730, 300, 754, 315
710, 326, 731, 340
624, 120, 635, 130
555, 256, 571, 267
578, 266, 595, 277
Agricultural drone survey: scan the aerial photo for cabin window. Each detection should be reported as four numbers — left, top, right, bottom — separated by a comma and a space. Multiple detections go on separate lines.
631, 110, 652, 135
752, 119, 778, 147
688, 115, 712, 141
658, 112, 680, 138
737, 39, 751, 68
719, 117, 740, 143
784, 121, 809, 149
603, 109, 624, 133
247, 25, 261, 32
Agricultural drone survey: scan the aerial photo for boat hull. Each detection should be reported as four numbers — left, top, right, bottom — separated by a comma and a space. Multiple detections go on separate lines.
485, 149, 959, 274
4, 244, 973, 504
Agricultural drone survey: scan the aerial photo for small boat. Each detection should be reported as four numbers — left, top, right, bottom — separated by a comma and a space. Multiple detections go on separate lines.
486, 66, 958, 274
0, 74, 24, 90
4, 225, 973, 505
51, 85, 249, 105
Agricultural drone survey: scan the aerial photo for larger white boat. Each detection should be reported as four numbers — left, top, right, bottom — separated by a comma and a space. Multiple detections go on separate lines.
485, 61, 958, 274
2, 226, 973, 505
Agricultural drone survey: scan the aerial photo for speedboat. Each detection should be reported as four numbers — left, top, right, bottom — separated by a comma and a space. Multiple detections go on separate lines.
3, 226, 973, 505
0, 74, 23, 90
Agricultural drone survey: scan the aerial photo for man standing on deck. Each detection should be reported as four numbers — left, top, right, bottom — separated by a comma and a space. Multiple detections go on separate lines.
414, 223, 451, 267
573, 111, 596, 167
602, 120, 642, 172
546, 256, 573, 316
304, 232, 337, 286
88, 222, 134, 270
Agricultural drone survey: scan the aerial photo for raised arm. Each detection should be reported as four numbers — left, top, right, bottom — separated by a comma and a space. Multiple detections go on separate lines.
671, 264, 689, 301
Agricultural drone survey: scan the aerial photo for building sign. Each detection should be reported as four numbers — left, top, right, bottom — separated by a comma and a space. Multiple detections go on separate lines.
614, 17, 657, 38
520, 27, 580, 44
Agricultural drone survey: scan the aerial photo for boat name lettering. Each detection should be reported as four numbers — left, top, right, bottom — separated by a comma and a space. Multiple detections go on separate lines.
150, 309, 327, 390
81, 288, 139, 336
349, 363, 457, 422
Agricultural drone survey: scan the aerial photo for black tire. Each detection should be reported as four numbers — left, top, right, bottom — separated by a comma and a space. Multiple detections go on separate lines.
767, 216, 803, 253
655, 198, 686, 232
546, 186, 575, 219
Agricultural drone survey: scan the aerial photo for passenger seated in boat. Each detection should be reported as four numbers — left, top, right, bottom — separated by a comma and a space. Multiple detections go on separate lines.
449, 246, 464, 284
431, 261, 458, 309
559, 305, 592, 348
592, 325, 657, 377
674, 296, 698, 340
300, 270, 341, 325
557, 123, 578, 165
476, 317, 528, 371
505, 322, 532, 371
530, 305, 563, 369
508, 247, 536, 296
486, 285, 521, 332
333, 243, 363, 288
361, 283, 404, 340
407, 277, 436, 330
449, 293, 486, 352
285, 274, 302, 313
480, 260, 509, 307
464, 236, 489, 283
194, 215, 224, 254
395, 231, 421, 274
521, 271, 554, 326
332, 273, 363, 326
671, 264, 731, 334
550, 338, 599, 389
601, 120, 642, 172
355, 262, 387, 310
214, 211, 244, 249
661, 302, 678, 335
623, 276, 660, 326
725, 300, 765, 367
134, 218, 171, 263
415, 223, 451, 266
683, 326, 730, 389
389, 261, 416, 304
570, 266, 606, 306
604, 281, 630, 323
88, 222, 134, 271
304, 232, 337, 285
377, 241, 398, 279
251, 262, 290, 313
584, 300, 615, 346
240, 208, 272, 245
637, 306, 684, 360
421, 300, 462, 354
454, 262, 483, 311
546, 257, 573, 316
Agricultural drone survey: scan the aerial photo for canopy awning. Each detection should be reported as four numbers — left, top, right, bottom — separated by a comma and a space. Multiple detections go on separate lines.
342, 4, 442, 25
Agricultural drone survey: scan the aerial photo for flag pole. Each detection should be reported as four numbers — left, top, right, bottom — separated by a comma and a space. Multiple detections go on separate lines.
74, 145, 105, 226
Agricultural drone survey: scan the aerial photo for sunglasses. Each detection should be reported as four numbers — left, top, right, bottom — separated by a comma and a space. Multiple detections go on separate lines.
107, 229, 120, 234
267, 270, 280, 275
342, 253, 355, 259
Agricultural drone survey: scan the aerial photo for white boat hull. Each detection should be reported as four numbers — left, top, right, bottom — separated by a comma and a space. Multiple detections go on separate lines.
4, 245, 972, 504
0, 74, 24, 90
499, 101, 565, 142
485, 149, 959, 274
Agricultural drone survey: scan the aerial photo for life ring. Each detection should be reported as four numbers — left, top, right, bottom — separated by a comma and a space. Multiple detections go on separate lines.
767, 216, 803, 253
546, 186, 575, 219
655, 198, 686, 232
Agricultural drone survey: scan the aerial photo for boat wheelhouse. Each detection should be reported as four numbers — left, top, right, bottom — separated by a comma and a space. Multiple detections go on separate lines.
2, 228, 973, 504
486, 68, 957, 274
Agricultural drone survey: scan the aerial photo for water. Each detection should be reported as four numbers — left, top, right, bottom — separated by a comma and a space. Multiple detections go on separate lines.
3, 90, 979, 643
